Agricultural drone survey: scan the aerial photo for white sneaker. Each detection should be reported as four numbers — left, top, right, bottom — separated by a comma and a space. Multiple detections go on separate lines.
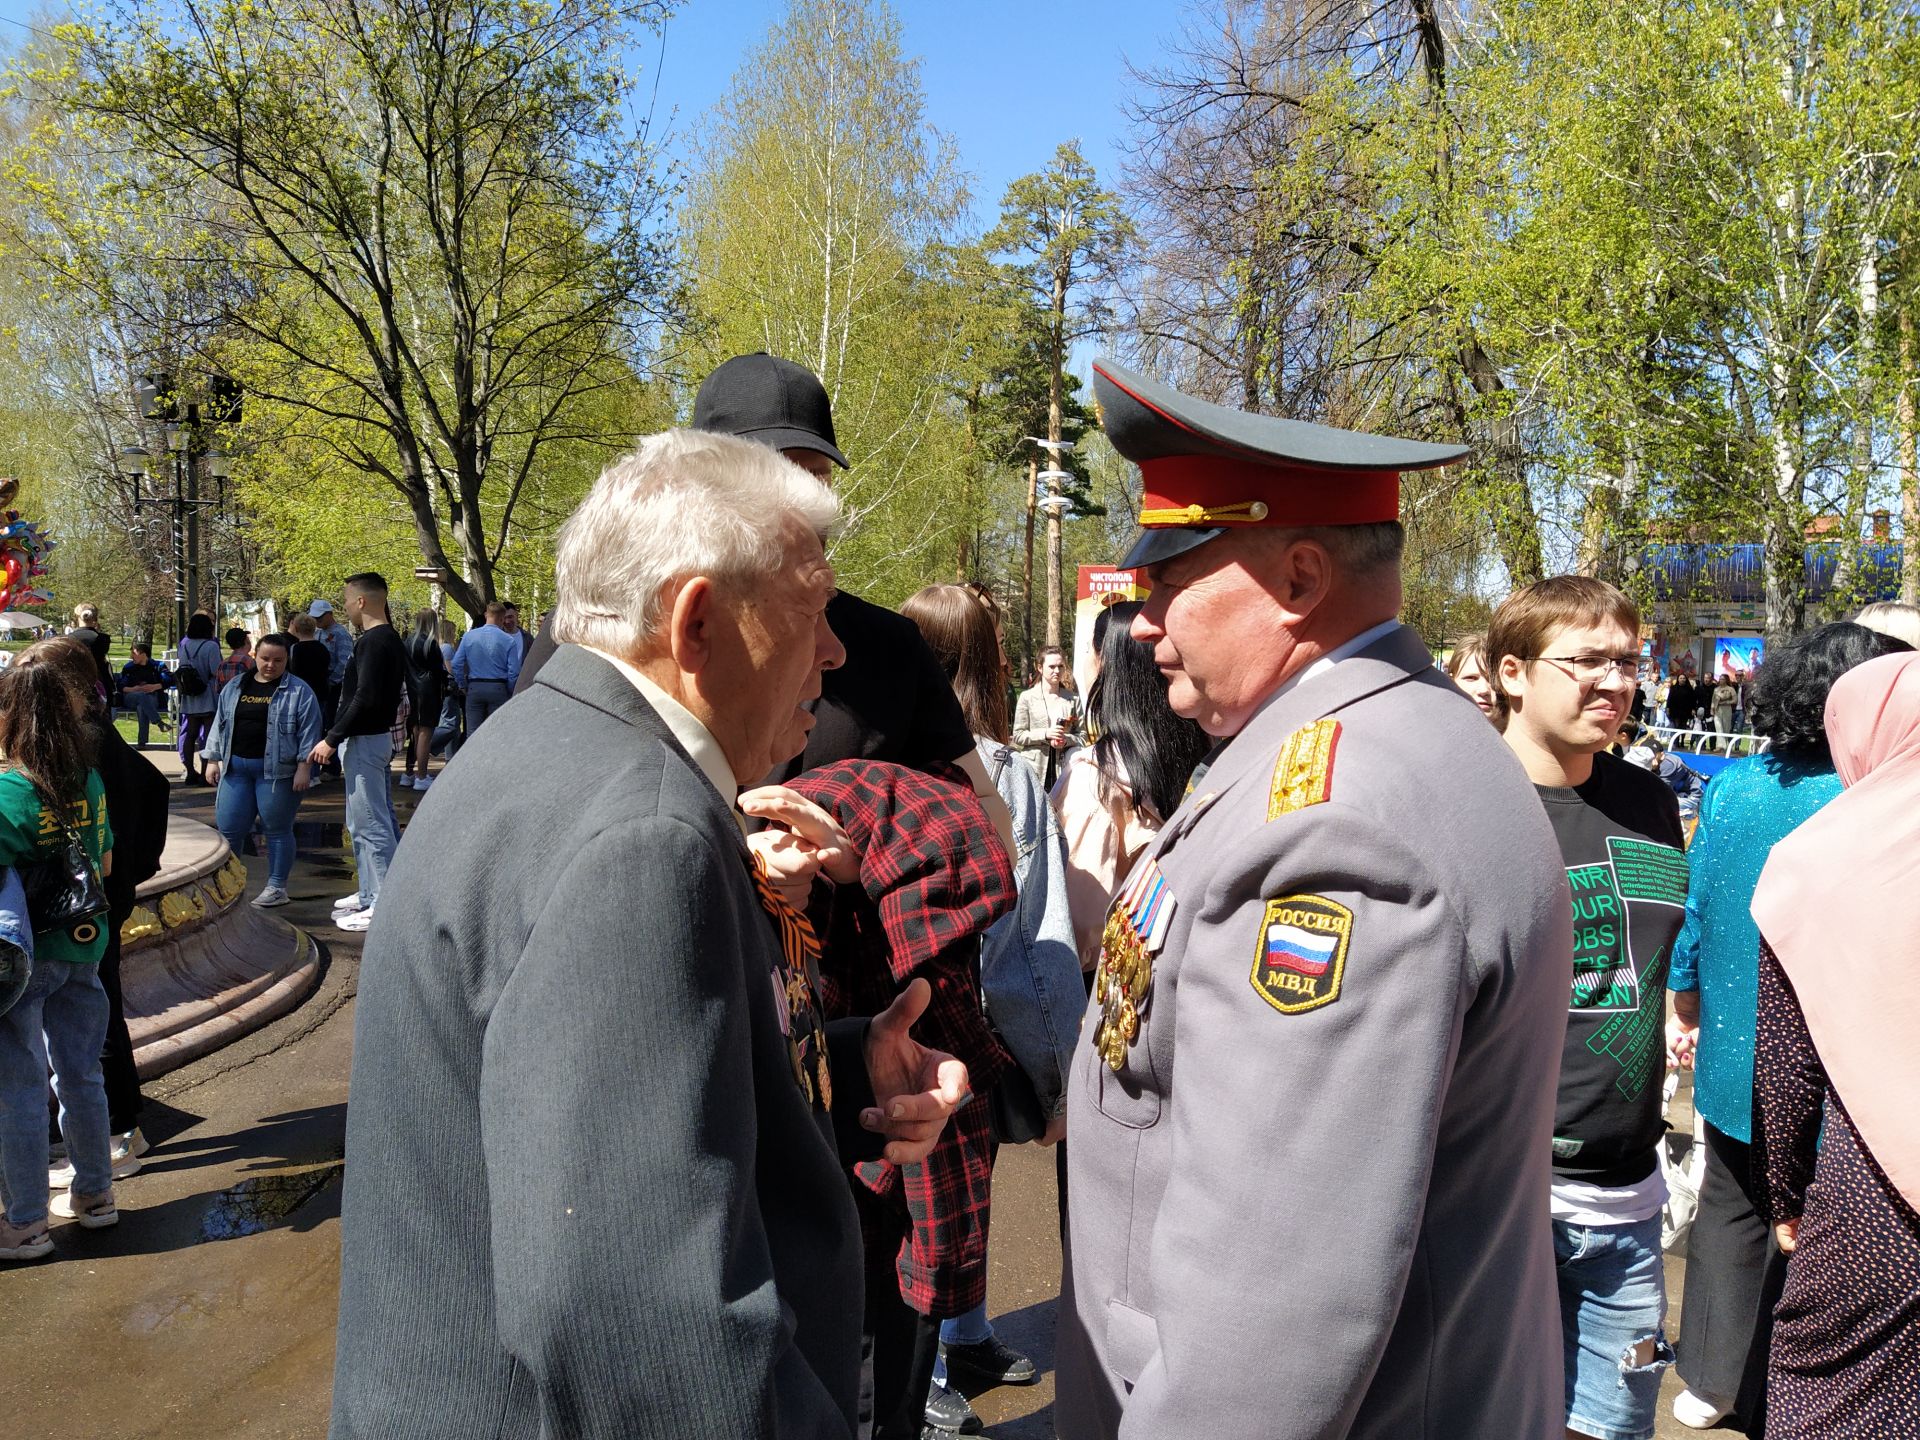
413, 775, 433, 791
50, 1125, 146, 1188
50, 1187, 118, 1228
337, 907, 375, 933
251, 885, 290, 908
1672, 1388, 1733, 1429
333, 892, 365, 914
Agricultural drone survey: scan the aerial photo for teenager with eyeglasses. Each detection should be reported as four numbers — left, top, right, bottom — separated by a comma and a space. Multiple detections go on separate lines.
1490, 575, 1688, 1440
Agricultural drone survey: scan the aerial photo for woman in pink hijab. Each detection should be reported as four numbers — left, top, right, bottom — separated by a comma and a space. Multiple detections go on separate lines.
1749, 650, 1920, 1438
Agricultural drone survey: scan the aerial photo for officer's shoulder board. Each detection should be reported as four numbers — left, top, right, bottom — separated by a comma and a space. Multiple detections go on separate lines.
1267, 718, 1341, 821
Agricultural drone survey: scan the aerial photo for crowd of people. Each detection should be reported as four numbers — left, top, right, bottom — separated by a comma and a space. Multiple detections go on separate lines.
0, 350, 1915, 1440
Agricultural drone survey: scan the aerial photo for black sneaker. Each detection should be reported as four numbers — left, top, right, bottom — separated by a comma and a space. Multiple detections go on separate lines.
943, 1334, 1038, 1388
922, 1382, 984, 1434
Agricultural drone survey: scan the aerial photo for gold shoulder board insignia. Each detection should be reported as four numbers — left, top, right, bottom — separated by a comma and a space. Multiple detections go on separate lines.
1268, 719, 1342, 821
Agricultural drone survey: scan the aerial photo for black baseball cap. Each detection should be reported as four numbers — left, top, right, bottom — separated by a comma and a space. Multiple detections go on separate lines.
692, 353, 849, 469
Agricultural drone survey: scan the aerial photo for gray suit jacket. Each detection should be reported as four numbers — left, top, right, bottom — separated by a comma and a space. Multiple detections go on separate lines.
1057, 624, 1572, 1439
331, 645, 870, 1439
1012, 684, 1085, 777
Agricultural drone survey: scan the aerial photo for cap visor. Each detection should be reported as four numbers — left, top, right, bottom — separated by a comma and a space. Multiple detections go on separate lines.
1120, 527, 1226, 569
744, 426, 850, 469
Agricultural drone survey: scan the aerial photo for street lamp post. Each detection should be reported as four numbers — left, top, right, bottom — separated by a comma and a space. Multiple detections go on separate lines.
121, 374, 239, 648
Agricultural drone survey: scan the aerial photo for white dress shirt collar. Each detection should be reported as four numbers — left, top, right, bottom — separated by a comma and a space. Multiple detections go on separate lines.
582, 646, 739, 810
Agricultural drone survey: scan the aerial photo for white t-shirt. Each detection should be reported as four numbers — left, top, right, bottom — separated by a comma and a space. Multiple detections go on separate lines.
1549, 1163, 1667, 1226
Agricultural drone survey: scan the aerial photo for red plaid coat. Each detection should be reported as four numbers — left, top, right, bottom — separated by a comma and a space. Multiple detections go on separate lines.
790, 760, 1017, 1317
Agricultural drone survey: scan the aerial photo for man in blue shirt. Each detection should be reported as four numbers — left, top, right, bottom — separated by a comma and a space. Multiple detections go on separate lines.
452, 601, 523, 735
311, 599, 357, 778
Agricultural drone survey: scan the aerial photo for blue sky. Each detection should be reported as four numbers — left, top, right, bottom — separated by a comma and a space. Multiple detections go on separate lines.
641, 1, 1188, 226
0, 0, 1191, 230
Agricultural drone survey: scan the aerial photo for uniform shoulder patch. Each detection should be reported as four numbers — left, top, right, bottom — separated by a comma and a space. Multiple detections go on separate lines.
1267, 719, 1341, 820
1251, 894, 1352, 1014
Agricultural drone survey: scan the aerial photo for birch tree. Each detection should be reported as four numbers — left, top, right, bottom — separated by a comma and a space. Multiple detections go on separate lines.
680, 0, 969, 602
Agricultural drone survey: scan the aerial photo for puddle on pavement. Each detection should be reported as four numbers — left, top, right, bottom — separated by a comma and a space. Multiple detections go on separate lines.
198, 1161, 344, 1242
292, 819, 346, 854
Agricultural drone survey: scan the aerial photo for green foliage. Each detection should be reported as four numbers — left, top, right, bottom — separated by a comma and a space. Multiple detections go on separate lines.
11, 0, 678, 622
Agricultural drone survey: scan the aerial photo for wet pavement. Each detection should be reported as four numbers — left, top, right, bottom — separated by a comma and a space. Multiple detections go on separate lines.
0, 753, 1743, 1438
0, 758, 401, 1440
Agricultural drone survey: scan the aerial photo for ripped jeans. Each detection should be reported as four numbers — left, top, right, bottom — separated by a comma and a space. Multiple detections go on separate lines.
1554, 1213, 1673, 1440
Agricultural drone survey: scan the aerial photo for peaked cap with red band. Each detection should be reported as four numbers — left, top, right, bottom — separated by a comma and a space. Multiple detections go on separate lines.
1095, 360, 1470, 568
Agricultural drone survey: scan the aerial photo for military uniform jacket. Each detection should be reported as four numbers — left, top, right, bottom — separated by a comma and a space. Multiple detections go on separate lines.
1057, 624, 1573, 1440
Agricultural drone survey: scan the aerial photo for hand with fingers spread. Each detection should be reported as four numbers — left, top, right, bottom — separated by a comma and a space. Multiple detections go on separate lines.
860, 977, 970, 1166
739, 785, 862, 906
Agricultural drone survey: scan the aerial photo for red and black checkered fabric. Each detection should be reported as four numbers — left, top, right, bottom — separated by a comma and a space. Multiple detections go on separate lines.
789, 759, 1017, 1316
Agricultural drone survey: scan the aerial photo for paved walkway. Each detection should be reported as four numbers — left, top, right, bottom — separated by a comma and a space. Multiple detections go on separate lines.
0, 757, 1746, 1438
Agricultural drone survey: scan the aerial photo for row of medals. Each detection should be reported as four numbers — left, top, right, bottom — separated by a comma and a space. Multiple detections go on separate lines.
1092, 907, 1149, 1071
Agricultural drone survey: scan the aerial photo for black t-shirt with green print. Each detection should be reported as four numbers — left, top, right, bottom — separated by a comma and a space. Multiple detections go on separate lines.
1535, 751, 1688, 1187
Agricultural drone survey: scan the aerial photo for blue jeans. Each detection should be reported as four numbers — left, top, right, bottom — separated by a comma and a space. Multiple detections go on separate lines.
931, 1303, 994, 1388
1555, 1213, 1673, 1440
0, 960, 111, 1224
342, 733, 398, 909
431, 691, 463, 758
214, 754, 303, 889
125, 691, 163, 745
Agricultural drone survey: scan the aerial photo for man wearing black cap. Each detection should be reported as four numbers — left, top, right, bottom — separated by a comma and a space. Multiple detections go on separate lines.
1054, 362, 1573, 1440
518, 353, 1010, 840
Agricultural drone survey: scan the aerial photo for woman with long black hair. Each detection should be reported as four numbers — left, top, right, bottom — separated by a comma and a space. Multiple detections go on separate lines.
1054, 600, 1212, 970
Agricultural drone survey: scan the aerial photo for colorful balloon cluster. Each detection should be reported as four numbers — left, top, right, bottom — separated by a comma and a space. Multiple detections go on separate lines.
0, 478, 54, 614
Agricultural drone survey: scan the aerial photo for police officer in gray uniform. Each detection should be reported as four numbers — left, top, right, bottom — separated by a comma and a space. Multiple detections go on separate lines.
1056, 361, 1574, 1440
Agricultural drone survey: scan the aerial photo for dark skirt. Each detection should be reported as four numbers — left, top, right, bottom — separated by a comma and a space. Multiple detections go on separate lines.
1754, 942, 1920, 1438
407, 675, 444, 730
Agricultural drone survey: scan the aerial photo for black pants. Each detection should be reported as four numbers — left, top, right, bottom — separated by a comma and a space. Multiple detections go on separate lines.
861, 1195, 943, 1439
1677, 1121, 1785, 1433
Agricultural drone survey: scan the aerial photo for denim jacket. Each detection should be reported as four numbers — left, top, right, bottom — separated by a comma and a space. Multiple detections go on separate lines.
976, 737, 1084, 1118
201, 673, 325, 782
0, 864, 33, 1018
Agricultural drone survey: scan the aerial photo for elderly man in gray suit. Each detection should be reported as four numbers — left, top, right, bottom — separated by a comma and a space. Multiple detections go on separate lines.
331, 430, 970, 1439
1056, 362, 1573, 1440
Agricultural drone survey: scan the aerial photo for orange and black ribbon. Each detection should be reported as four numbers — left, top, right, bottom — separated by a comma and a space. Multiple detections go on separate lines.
747, 853, 833, 1112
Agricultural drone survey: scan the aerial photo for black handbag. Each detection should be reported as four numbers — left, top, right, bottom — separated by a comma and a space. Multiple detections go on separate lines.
986, 1042, 1052, 1145
176, 638, 210, 697
20, 798, 110, 941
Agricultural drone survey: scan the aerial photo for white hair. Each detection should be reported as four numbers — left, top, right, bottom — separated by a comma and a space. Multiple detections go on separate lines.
1854, 601, 1920, 650
550, 429, 840, 655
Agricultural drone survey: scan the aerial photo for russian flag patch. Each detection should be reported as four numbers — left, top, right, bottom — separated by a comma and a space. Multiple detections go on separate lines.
1251, 894, 1353, 1014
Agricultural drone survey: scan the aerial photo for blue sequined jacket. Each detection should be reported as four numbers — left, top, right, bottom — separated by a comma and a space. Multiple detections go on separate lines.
1669, 752, 1841, 1141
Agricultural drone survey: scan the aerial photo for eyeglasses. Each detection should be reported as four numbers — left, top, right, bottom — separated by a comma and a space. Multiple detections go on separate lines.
1528, 654, 1642, 684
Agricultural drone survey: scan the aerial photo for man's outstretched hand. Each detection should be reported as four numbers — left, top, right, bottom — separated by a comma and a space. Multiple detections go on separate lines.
861, 977, 969, 1166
